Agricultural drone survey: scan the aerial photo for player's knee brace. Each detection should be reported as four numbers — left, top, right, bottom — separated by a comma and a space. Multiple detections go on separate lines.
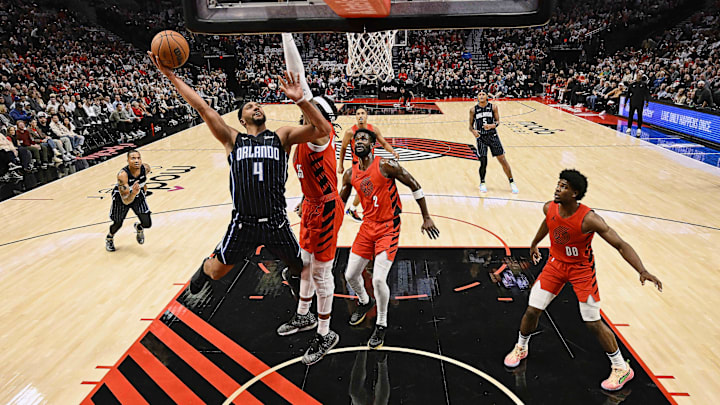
345, 252, 369, 280
479, 156, 488, 170
371, 252, 393, 291
527, 281, 556, 311
311, 259, 334, 298
579, 296, 601, 322
109, 220, 123, 235
300, 248, 312, 268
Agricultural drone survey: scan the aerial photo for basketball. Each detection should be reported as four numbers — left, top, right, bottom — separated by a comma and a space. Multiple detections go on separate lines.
150, 30, 189, 69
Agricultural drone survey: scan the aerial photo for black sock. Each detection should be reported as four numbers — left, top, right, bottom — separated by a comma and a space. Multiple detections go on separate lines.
106, 233, 113, 239
509, 177, 514, 183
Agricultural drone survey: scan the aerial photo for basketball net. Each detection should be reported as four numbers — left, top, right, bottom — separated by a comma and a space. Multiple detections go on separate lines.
346, 30, 397, 82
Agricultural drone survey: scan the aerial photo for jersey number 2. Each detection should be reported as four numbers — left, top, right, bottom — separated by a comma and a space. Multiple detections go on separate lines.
253, 162, 263, 182
373, 195, 379, 207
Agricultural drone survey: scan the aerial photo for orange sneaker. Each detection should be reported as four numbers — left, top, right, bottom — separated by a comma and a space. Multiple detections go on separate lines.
601, 361, 634, 391
503, 344, 528, 368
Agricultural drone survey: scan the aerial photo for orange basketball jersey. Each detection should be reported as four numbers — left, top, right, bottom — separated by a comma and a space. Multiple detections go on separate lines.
351, 156, 401, 222
293, 134, 338, 199
546, 202, 595, 265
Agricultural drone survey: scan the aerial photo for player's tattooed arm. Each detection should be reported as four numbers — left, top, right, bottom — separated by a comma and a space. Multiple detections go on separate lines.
380, 159, 439, 239
492, 104, 500, 128
117, 171, 139, 205
143, 164, 151, 193
469, 107, 479, 137
585, 211, 663, 292
338, 168, 354, 205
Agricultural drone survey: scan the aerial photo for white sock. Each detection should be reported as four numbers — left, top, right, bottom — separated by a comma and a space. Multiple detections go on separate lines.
517, 331, 530, 349
345, 253, 370, 304
607, 349, 627, 369
297, 266, 314, 315
297, 297, 312, 316
318, 315, 330, 336
372, 252, 393, 328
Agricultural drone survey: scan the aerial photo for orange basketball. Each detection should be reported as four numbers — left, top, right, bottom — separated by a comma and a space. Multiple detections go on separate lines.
151, 30, 190, 69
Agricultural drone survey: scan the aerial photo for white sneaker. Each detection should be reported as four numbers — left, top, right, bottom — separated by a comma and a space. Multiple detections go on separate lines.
636, 129, 642, 136
479, 183, 487, 193
510, 182, 519, 194
625, 128, 631, 135
52, 156, 63, 163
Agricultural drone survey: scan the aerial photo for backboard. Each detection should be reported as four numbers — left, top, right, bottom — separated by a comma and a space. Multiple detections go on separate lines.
183, 0, 555, 34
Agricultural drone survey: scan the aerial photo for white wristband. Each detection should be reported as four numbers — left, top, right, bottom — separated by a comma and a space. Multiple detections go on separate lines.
412, 188, 425, 200
294, 94, 308, 104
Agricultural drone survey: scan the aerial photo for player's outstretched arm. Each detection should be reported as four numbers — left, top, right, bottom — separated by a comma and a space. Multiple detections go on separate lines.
380, 159, 439, 239
147, 52, 235, 154
276, 71, 332, 147
338, 169, 354, 205
529, 201, 551, 264
374, 127, 398, 159
586, 211, 663, 292
338, 128, 353, 174
117, 171, 139, 205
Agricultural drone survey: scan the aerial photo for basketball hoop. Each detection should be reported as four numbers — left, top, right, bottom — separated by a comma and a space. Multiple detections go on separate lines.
346, 30, 397, 82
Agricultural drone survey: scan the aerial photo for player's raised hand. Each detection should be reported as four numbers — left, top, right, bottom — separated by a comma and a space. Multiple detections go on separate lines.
639, 270, 663, 292
530, 246, 542, 265
146, 51, 175, 79
278, 71, 303, 102
421, 218, 440, 239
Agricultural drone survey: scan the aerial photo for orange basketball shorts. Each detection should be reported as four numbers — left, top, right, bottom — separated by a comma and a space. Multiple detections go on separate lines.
299, 195, 344, 262
351, 217, 401, 262
536, 256, 600, 303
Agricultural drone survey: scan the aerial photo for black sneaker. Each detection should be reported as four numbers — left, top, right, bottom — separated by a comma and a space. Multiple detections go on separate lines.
134, 222, 144, 244
368, 325, 387, 349
189, 258, 210, 294
105, 235, 116, 252
349, 297, 376, 326
281, 267, 301, 299
302, 331, 340, 365
277, 312, 318, 336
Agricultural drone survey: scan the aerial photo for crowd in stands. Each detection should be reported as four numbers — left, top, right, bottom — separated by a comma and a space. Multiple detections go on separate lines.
0, 0, 233, 187
3, 0, 719, 191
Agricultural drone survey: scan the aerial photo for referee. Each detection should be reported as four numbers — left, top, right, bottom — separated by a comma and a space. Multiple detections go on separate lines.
625, 74, 650, 137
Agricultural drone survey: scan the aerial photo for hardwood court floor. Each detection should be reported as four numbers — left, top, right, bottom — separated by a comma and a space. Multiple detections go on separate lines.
0, 100, 718, 404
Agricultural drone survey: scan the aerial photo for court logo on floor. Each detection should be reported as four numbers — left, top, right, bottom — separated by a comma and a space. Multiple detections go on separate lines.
336, 138, 479, 162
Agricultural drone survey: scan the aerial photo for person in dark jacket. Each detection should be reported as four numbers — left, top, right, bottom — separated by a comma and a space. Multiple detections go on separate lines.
624, 75, 650, 137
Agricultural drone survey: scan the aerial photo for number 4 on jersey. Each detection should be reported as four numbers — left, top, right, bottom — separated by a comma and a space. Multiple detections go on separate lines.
253, 162, 263, 182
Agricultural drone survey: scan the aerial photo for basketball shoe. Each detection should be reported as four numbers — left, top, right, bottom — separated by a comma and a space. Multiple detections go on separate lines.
601, 361, 634, 391
504, 344, 528, 368
277, 312, 318, 336
302, 331, 340, 365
